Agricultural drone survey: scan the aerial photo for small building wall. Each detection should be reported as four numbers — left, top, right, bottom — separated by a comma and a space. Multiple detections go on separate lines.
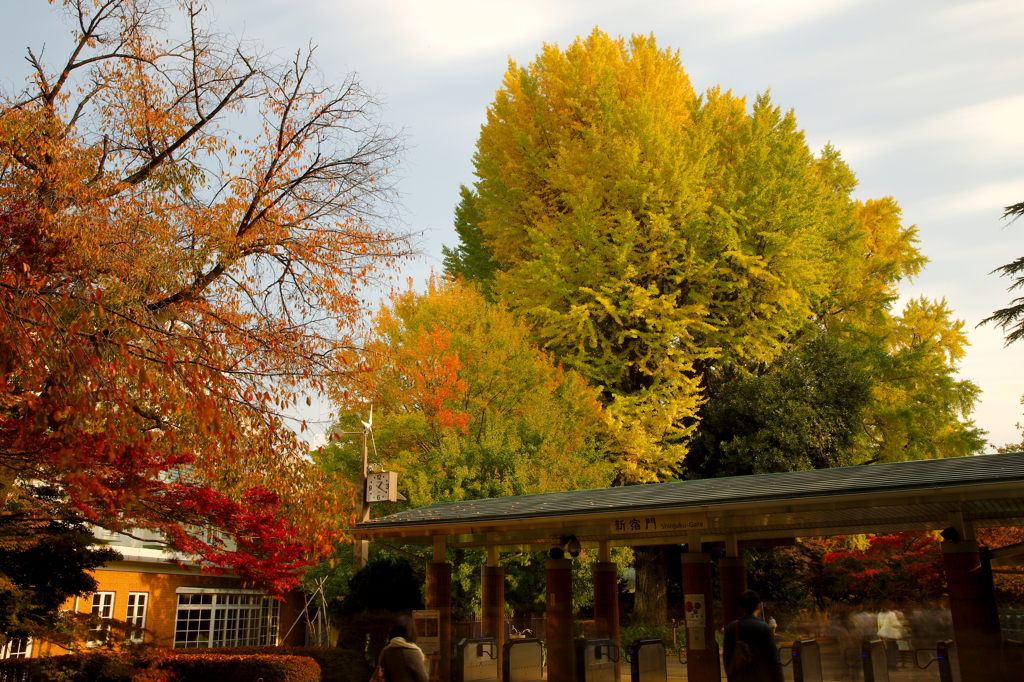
30, 560, 306, 657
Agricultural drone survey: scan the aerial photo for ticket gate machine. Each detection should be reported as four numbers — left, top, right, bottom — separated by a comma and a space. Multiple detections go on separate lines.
861, 638, 890, 682
627, 639, 667, 682
575, 638, 617, 682
936, 640, 962, 682
454, 637, 499, 682
790, 639, 823, 682
502, 638, 544, 682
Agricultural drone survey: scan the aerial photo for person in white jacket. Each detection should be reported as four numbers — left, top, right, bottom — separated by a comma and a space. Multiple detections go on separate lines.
876, 602, 904, 671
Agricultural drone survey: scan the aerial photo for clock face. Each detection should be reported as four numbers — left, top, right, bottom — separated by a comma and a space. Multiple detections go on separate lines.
366, 472, 397, 502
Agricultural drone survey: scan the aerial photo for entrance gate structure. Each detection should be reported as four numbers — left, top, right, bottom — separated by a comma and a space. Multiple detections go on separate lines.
352, 452, 1024, 682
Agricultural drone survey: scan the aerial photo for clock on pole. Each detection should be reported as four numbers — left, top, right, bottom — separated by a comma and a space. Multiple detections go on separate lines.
366, 471, 401, 503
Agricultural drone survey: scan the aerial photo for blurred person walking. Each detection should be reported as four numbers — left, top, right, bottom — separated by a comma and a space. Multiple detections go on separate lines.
876, 602, 904, 671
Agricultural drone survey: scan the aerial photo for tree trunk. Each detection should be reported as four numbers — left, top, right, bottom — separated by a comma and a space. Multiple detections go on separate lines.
633, 545, 668, 626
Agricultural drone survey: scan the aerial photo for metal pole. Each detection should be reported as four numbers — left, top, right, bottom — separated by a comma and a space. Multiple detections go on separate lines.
354, 427, 369, 570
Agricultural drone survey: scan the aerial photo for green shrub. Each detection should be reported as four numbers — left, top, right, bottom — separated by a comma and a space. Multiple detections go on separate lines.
619, 624, 678, 655
164, 653, 318, 682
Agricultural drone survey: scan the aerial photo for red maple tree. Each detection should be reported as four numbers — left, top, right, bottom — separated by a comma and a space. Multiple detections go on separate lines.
0, 0, 410, 592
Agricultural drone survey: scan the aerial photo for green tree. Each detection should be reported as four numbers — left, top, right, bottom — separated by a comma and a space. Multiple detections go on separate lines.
817, 190, 984, 461
849, 298, 985, 462
448, 28, 984, 624
459, 29, 872, 484
319, 276, 613, 507
686, 334, 873, 479
0, 487, 120, 642
982, 200, 1024, 343
442, 186, 499, 300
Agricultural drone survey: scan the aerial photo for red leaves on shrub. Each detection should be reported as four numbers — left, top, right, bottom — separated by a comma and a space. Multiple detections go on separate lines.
163, 653, 320, 682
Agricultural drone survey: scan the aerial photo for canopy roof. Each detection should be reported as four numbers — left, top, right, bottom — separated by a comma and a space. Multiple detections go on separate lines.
352, 453, 1024, 552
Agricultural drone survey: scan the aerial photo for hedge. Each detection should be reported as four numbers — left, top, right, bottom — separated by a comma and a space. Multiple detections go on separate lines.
0, 649, 325, 682
163, 653, 319, 682
166, 647, 367, 682
0, 649, 171, 682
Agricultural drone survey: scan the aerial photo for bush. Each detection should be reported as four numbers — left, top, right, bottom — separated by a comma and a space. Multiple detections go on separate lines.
0, 658, 31, 682
0, 647, 361, 682
0, 649, 172, 682
166, 647, 367, 682
619, 624, 677, 655
164, 653, 319, 682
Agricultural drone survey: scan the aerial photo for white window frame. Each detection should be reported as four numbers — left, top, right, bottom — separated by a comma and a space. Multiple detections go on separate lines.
1, 638, 31, 659
173, 589, 280, 649
88, 592, 115, 647
126, 592, 148, 643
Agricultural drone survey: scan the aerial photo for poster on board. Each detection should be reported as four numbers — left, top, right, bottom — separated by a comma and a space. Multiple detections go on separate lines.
684, 594, 706, 627
412, 609, 440, 655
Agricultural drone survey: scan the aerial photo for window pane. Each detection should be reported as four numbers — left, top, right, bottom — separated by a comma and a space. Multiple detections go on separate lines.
173, 592, 276, 649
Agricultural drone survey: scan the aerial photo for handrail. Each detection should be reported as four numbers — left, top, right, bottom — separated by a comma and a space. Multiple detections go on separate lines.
914, 648, 938, 670
779, 646, 794, 666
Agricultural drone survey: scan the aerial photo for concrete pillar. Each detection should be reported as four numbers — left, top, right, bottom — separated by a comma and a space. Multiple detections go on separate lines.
681, 551, 720, 682
427, 536, 452, 682
593, 549, 621, 681
481, 550, 505, 674
720, 537, 747, 629
546, 558, 575, 682
941, 539, 1006, 682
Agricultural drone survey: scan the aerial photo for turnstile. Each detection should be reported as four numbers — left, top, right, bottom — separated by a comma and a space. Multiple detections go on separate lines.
502, 638, 543, 682
454, 637, 499, 682
862, 638, 890, 682
575, 638, 617, 682
627, 639, 667, 682
791, 639, 823, 682
936, 640, 962, 682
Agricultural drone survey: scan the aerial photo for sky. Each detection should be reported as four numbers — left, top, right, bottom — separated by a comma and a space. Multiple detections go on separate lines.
4, 0, 1024, 450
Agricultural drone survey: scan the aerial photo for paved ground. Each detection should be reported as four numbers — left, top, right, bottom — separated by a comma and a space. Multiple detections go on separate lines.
660, 642, 943, 681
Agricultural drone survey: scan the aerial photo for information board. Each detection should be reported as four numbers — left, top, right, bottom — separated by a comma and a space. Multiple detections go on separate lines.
412, 609, 440, 655
684, 594, 706, 627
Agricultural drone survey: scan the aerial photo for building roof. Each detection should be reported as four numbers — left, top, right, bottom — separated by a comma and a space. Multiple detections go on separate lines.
352, 453, 1024, 551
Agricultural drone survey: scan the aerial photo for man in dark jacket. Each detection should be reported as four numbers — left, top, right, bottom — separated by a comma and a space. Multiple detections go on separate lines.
723, 590, 784, 682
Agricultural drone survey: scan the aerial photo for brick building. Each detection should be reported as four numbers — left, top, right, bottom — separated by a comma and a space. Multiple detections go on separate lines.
7, 528, 307, 659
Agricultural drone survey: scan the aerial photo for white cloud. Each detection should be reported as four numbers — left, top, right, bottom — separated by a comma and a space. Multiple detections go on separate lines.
921, 179, 1024, 219
825, 91, 1024, 170
921, 93, 1024, 155
678, 0, 865, 40
935, 0, 1024, 41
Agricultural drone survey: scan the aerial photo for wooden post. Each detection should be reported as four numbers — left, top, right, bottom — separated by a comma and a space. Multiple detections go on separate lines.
482, 545, 504, 674
720, 536, 747, 629
427, 536, 451, 682
593, 552, 621, 681
546, 558, 575, 682
681, 550, 720, 682
942, 538, 1006, 682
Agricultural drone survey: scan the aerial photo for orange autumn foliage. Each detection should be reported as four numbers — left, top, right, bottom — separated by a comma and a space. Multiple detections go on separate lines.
325, 278, 612, 507
0, 1, 411, 591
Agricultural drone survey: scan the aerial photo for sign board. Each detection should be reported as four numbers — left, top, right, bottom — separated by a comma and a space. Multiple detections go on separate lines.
688, 626, 706, 650
412, 609, 440, 655
609, 512, 708, 535
366, 471, 399, 503
684, 594, 706, 627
